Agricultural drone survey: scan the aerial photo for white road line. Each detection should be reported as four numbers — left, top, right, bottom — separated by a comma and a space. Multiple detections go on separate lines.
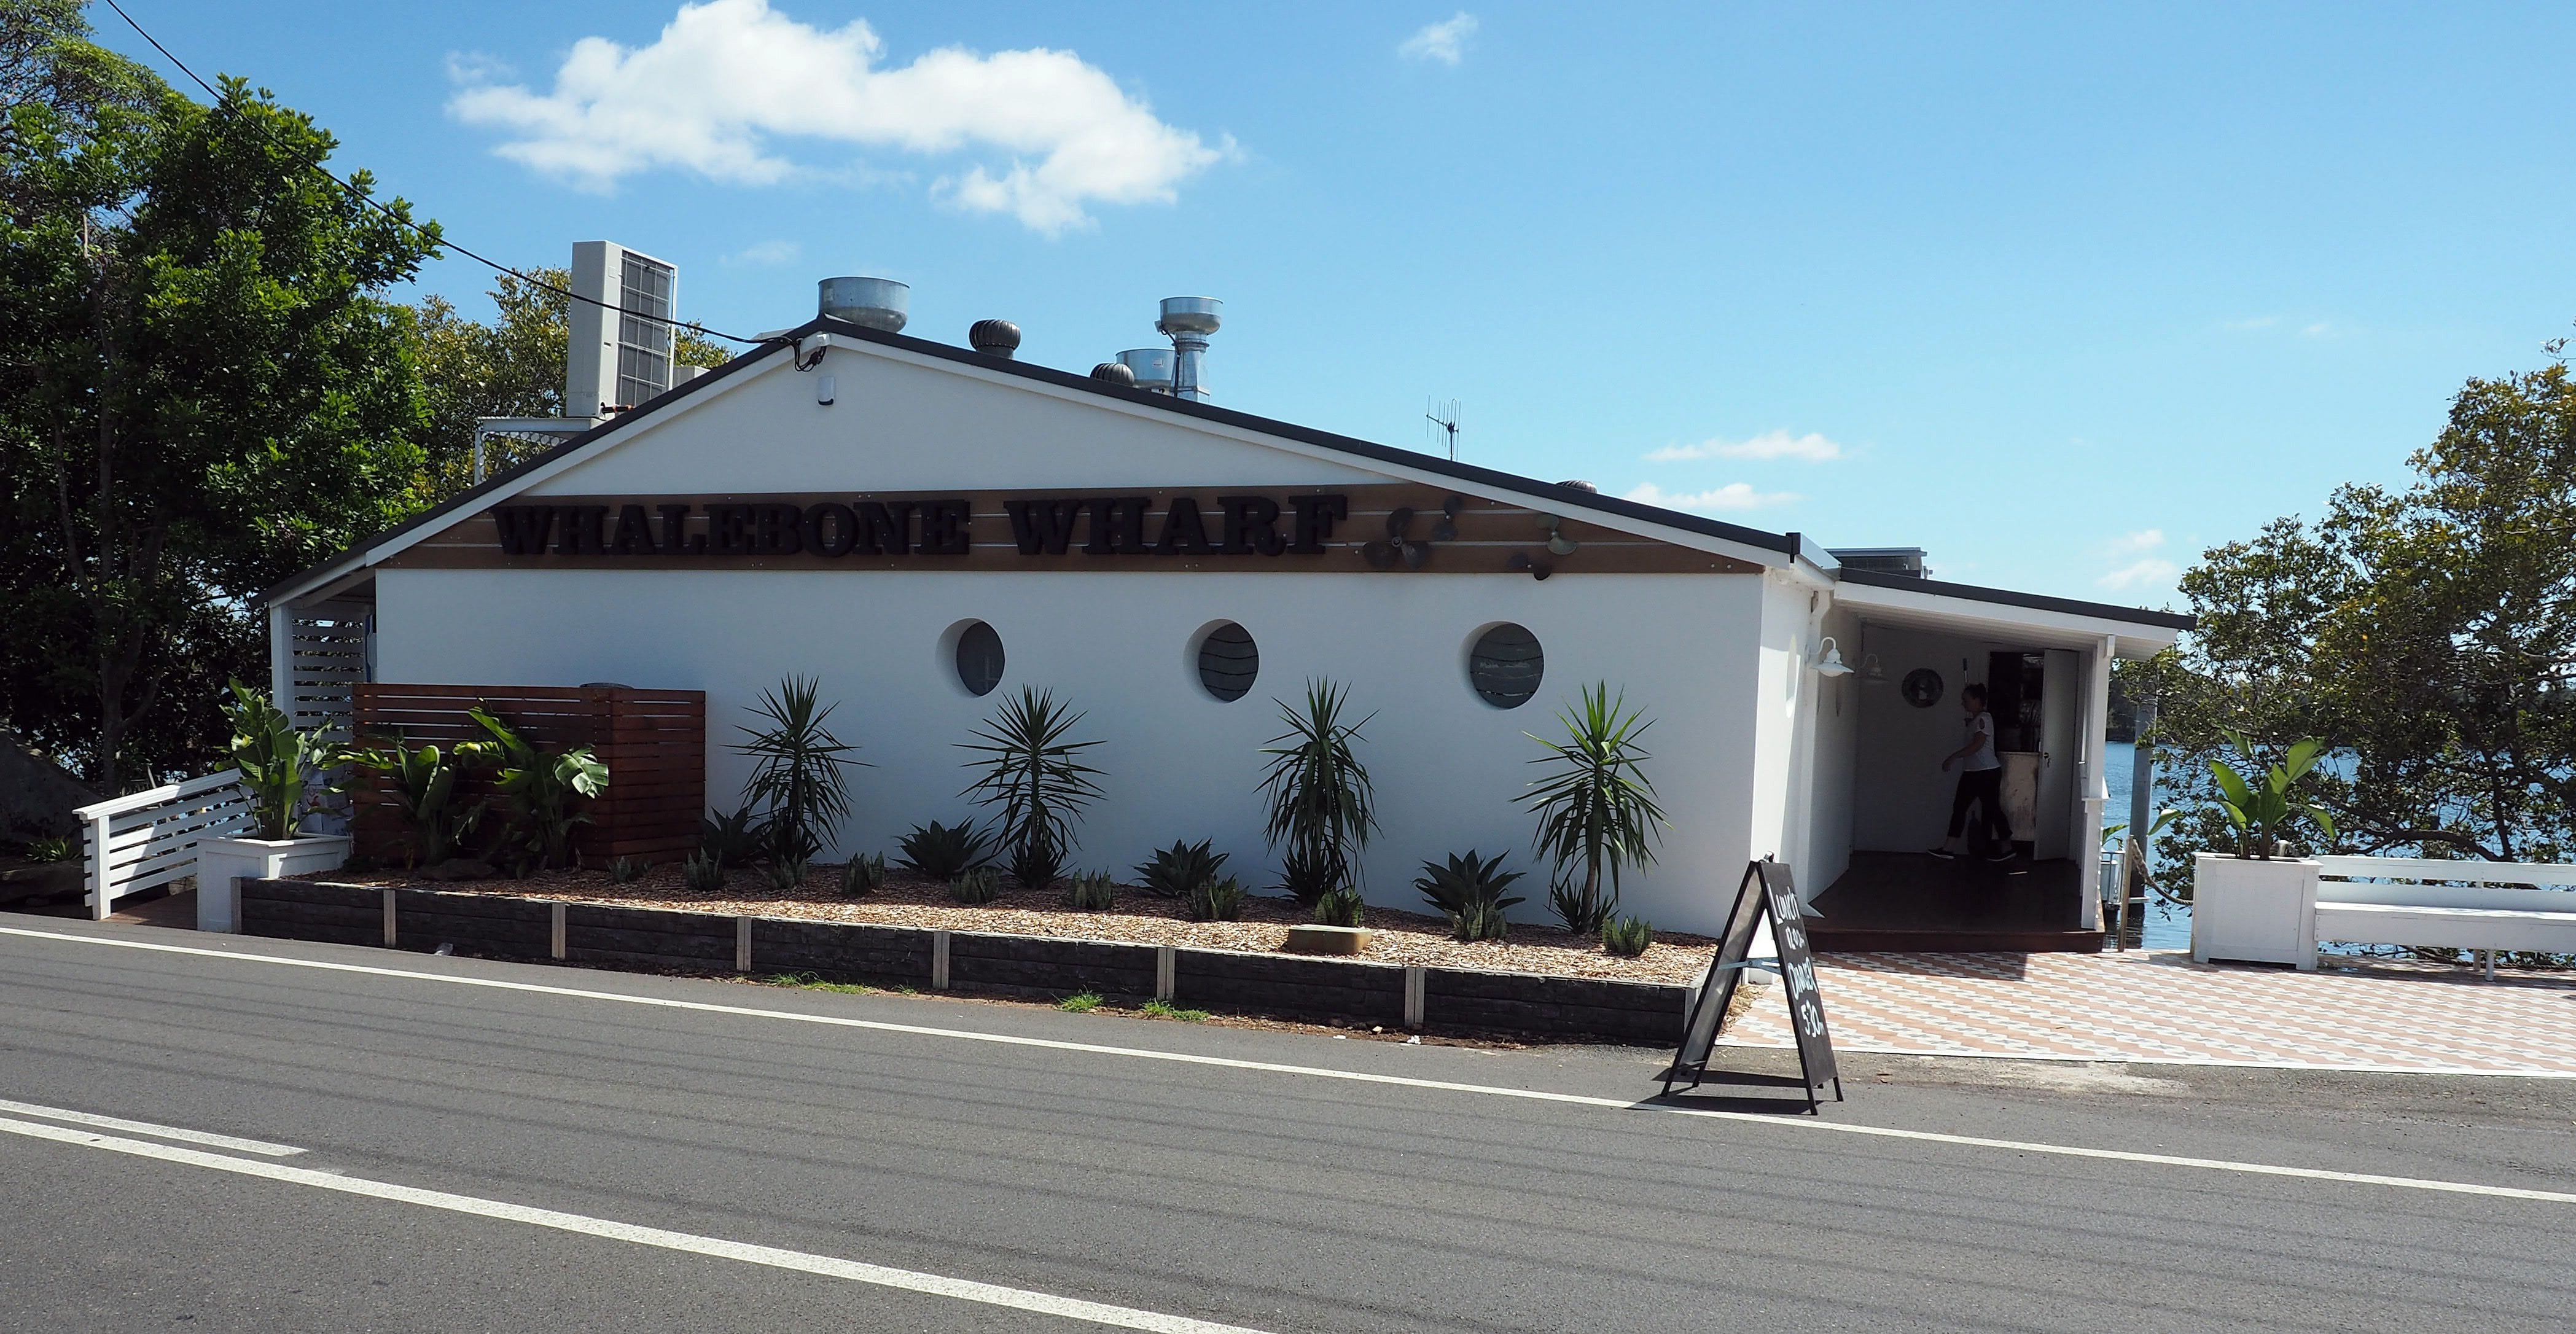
1713, 1036, 2576, 1080
8, 923, 2575, 1207
0, 1095, 306, 1157
0, 1114, 1274, 1334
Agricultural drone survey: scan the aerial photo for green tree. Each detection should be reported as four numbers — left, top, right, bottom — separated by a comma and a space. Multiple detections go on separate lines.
0, 13, 437, 787
2133, 360, 2576, 879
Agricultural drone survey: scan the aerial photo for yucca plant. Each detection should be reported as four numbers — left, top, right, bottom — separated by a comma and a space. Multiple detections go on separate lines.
735, 676, 864, 868
224, 679, 342, 841
899, 820, 993, 880
1601, 914, 1654, 958
1063, 869, 1118, 911
2210, 729, 2336, 859
1313, 884, 1365, 927
1520, 684, 1666, 935
467, 706, 608, 873
1258, 679, 1378, 906
681, 851, 727, 892
840, 853, 886, 896
1187, 873, 1248, 922
343, 732, 484, 867
961, 687, 1105, 891
1135, 839, 1228, 899
948, 865, 1004, 905
1415, 849, 1525, 942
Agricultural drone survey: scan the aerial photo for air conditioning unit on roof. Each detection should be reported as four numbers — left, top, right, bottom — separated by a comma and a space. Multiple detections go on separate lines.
567, 240, 677, 419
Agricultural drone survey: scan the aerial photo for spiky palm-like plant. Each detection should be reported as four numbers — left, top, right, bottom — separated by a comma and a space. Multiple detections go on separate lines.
1258, 679, 1378, 906
1520, 683, 1666, 934
735, 676, 864, 867
960, 687, 1105, 891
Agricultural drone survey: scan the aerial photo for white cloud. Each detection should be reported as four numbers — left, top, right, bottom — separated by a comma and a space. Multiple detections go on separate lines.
1623, 481, 1800, 513
2098, 558, 2180, 591
447, 0, 1229, 233
1399, 12, 1478, 65
1647, 429, 1844, 463
720, 238, 802, 267
2104, 528, 2164, 556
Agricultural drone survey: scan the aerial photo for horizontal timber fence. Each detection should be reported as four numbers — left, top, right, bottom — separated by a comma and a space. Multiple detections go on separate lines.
239, 880, 1695, 1046
349, 684, 704, 865
76, 769, 256, 921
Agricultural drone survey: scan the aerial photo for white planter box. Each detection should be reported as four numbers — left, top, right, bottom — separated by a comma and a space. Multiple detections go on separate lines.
195, 835, 351, 934
2191, 852, 2319, 970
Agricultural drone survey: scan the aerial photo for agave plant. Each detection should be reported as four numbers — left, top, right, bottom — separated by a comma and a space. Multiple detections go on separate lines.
898, 820, 994, 880
224, 679, 342, 841
1415, 849, 1525, 942
1601, 914, 1654, 958
343, 733, 484, 867
840, 852, 886, 897
1186, 874, 1248, 922
681, 851, 726, 892
960, 687, 1104, 891
2210, 729, 2336, 859
467, 706, 608, 873
1063, 869, 1118, 911
1520, 684, 1665, 935
735, 676, 864, 868
948, 865, 1004, 905
1258, 679, 1378, 906
1313, 884, 1365, 928
698, 804, 769, 869
1134, 839, 1228, 899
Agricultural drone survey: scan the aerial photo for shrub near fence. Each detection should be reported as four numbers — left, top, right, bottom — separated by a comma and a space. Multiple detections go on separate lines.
240, 880, 1696, 1045
351, 684, 704, 865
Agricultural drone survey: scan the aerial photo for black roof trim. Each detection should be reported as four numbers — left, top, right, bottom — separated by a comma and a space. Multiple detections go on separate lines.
259, 334, 795, 605
1837, 567, 2195, 631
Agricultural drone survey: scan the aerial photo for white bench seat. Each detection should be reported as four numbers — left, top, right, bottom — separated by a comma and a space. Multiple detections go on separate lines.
2314, 902, 2576, 954
2313, 856, 2576, 977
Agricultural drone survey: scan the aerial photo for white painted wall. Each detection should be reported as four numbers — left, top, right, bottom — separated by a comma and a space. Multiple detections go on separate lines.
1803, 602, 1864, 895
376, 565, 1771, 935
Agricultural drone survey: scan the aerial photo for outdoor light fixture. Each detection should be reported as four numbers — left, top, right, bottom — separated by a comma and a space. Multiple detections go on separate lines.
1860, 652, 1887, 683
1813, 637, 1854, 677
816, 375, 836, 407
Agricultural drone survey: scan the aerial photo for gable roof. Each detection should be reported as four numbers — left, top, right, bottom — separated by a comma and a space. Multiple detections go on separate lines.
261, 315, 2192, 636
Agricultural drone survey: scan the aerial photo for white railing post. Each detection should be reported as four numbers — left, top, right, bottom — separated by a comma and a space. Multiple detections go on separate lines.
87, 807, 112, 921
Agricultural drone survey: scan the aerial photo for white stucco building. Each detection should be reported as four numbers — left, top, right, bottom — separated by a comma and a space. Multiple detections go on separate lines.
263, 306, 2187, 943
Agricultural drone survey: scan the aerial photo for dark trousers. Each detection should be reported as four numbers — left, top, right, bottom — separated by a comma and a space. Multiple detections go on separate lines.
1947, 767, 2011, 846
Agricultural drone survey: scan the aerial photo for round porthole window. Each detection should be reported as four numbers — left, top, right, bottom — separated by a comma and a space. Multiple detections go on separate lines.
1468, 623, 1544, 709
1195, 622, 1260, 702
953, 620, 1005, 697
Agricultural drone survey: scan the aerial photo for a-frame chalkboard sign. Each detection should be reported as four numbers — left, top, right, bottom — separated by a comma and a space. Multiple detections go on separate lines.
1662, 859, 1843, 1110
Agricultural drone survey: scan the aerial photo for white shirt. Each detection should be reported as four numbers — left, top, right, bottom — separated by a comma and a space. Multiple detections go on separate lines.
1962, 710, 2000, 771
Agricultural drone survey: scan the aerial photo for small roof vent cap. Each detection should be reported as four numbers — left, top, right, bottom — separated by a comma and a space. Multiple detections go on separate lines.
969, 319, 1021, 358
1090, 361, 1137, 386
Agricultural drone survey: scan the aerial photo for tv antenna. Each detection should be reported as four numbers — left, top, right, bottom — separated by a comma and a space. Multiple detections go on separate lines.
1426, 398, 1462, 461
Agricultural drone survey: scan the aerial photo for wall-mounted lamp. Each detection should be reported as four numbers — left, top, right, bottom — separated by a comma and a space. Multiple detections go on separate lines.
1860, 652, 1887, 683
1813, 636, 1854, 677
815, 374, 836, 407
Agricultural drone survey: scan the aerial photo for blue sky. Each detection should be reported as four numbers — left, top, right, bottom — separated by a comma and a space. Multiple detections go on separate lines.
95, 2, 2576, 607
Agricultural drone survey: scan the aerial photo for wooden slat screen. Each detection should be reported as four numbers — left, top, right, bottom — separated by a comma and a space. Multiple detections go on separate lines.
351, 684, 705, 866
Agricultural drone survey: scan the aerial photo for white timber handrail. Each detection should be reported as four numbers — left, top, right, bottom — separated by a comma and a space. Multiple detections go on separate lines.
74, 769, 257, 921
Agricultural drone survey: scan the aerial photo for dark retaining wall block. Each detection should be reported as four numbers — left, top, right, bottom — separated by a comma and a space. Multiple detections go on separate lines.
241, 878, 378, 947
947, 931, 1158, 999
1424, 967, 1692, 1045
563, 903, 736, 972
750, 918, 932, 986
394, 889, 552, 961
1173, 949, 1407, 1027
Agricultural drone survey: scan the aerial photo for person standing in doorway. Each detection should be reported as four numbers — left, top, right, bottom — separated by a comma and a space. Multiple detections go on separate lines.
1931, 683, 2015, 862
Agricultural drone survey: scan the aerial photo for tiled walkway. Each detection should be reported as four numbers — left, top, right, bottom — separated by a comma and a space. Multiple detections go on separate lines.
1721, 950, 2576, 1075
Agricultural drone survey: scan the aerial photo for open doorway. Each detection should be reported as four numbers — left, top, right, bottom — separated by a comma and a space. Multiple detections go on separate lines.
1812, 622, 2098, 951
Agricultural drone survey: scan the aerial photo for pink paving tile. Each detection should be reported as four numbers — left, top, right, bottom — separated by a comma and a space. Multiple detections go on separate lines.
1719, 950, 2576, 1074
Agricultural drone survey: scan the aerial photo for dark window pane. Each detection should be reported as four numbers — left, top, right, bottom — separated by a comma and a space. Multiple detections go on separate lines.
1469, 623, 1544, 709
955, 621, 1004, 696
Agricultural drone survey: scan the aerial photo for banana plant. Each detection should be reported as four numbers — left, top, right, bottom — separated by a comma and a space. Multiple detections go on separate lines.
223, 679, 342, 841
2209, 729, 2336, 860
344, 735, 486, 867
467, 706, 607, 872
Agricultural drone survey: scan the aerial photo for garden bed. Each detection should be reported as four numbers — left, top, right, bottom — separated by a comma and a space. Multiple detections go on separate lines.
295, 860, 1717, 985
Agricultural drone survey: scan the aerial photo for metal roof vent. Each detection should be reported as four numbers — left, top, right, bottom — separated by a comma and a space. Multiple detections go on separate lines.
818, 276, 908, 332
1156, 296, 1222, 401
1090, 361, 1136, 386
969, 319, 1021, 358
1557, 480, 1599, 493
1829, 547, 1930, 579
1117, 347, 1174, 393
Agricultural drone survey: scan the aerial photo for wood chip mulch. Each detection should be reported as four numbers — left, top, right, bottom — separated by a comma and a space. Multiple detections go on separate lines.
311, 860, 1720, 985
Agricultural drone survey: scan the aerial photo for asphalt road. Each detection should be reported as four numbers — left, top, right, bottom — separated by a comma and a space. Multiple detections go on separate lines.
1, 915, 2571, 1333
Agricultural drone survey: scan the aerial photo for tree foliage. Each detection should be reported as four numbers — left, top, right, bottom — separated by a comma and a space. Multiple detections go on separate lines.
2133, 361, 2576, 880
1, 7, 435, 787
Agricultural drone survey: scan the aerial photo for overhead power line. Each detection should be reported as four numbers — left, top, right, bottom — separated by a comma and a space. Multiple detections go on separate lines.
98, 0, 772, 347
